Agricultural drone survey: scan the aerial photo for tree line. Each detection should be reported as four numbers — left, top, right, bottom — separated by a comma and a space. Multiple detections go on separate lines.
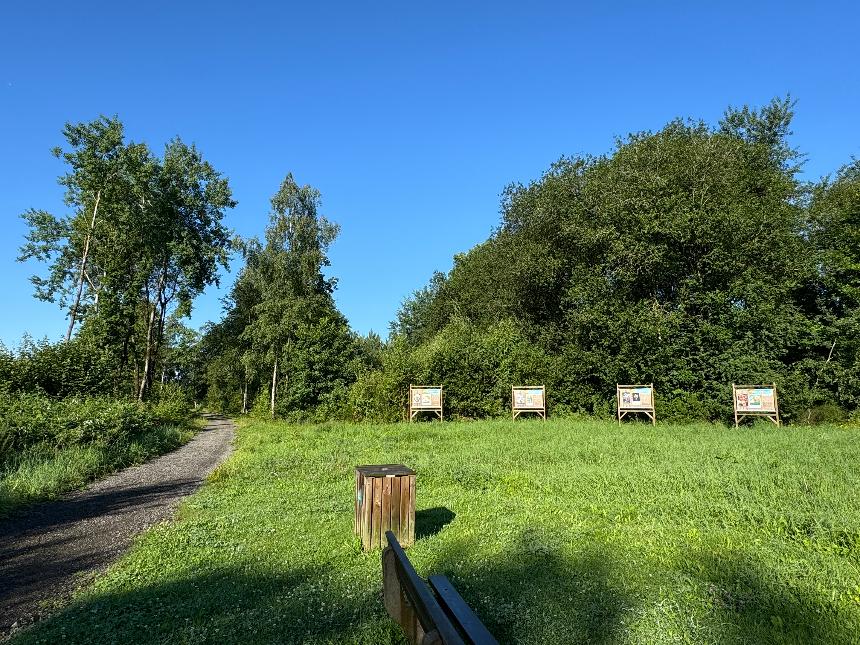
11, 99, 860, 425
205, 96, 860, 424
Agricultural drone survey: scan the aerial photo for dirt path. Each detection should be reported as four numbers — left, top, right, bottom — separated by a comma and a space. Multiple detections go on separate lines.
0, 414, 235, 640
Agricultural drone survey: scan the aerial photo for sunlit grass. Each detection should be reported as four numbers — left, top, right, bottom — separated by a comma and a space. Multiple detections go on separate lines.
13, 418, 860, 644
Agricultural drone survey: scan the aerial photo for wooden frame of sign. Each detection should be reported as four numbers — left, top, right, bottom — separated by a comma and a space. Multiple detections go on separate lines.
512, 385, 546, 420
409, 385, 443, 422
732, 383, 780, 427
616, 384, 656, 425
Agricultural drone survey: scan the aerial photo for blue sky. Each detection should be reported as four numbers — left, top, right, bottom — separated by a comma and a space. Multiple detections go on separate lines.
1, 1, 858, 346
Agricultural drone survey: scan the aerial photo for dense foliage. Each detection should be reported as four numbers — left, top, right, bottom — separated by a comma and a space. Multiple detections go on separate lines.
362, 97, 859, 423
0, 388, 191, 459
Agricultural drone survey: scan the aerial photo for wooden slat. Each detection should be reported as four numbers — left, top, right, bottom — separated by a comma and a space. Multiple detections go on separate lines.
361, 476, 373, 550
429, 575, 500, 645
408, 474, 416, 546
372, 476, 383, 548
382, 476, 393, 538
391, 473, 402, 539
400, 476, 410, 546
354, 470, 361, 534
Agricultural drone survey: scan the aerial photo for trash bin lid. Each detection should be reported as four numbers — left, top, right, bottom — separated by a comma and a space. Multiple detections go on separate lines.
356, 464, 415, 477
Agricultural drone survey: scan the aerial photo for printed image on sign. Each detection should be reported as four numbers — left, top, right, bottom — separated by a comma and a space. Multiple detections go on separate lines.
619, 387, 652, 409
735, 387, 775, 413
412, 388, 441, 409
513, 388, 543, 409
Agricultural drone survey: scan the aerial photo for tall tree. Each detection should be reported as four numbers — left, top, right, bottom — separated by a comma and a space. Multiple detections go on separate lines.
19, 116, 128, 340
243, 174, 340, 418
19, 117, 236, 400
136, 139, 236, 400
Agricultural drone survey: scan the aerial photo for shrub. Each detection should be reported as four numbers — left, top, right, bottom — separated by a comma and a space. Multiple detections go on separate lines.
0, 392, 192, 465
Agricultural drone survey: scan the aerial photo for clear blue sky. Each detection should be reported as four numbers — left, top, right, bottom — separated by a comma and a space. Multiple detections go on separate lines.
2, 1, 858, 347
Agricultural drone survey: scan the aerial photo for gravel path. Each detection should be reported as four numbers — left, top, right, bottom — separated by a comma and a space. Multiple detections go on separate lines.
0, 414, 235, 640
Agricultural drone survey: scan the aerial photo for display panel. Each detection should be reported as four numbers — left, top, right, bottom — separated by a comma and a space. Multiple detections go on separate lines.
617, 386, 653, 409
513, 387, 544, 410
410, 387, 441, 409
735, 387, 776, 413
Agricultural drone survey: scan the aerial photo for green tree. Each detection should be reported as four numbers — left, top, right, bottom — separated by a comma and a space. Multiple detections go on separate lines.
19, 117, 236, 401
19, 116, 130, 340
243, 174, 341, 418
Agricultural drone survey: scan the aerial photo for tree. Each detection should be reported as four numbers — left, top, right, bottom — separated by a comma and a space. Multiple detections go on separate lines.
808, 159, 860, 411
136, 139, 236, 400
19, 116, 236, 400
19, 116, 129, 340
242, 174, 340, 418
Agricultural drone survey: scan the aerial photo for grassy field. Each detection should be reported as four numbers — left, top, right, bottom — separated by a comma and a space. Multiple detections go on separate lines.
12, 418, 860, 644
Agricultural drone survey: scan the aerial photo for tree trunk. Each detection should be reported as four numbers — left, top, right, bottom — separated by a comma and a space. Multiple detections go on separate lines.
138, 266, 167, 401
270, 358, 278, 419
242, 379, 249, 414
66, 189, 101, 341
138, 301, 159, 401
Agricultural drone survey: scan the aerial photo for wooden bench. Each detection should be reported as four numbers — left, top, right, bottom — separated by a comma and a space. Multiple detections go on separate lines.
382, 530, 499, 645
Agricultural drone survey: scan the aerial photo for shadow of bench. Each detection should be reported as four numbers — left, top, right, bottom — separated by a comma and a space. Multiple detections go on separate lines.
382, 530, 499, 645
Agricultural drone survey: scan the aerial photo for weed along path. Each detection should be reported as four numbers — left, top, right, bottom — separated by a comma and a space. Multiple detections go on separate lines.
0, 414, 235, 640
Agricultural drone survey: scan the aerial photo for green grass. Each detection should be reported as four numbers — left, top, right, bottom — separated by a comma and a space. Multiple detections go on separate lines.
0, 423, 194, 518
12, 419, 860, 644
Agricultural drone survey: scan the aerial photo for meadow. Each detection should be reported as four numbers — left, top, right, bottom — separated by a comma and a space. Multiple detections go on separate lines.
12, 418, 860, 644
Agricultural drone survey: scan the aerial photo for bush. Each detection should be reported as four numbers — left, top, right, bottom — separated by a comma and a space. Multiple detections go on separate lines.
0, 392, 193, 464
0, 336, 116, 397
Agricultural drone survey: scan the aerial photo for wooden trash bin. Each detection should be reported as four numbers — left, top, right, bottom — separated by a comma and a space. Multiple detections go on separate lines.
355, 465, 415, 551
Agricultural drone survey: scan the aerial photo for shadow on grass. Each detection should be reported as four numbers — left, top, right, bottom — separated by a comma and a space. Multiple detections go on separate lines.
415, 507, 456, 539
428, 530, 633, 644
12, 532, 855, 644
10, 564, 399, 645
692, 550, 857, 644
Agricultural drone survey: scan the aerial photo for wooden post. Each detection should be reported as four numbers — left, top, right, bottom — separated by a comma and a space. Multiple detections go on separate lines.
773, 382, 781, 427
732, 383, 738, 428
356, 465, 416, 550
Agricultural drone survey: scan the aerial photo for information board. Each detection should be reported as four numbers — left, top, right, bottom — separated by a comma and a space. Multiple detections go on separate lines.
409, 385, 443, 421
733, 383, 780, 426
616, 384, 656, 424
512, 386, 546, 420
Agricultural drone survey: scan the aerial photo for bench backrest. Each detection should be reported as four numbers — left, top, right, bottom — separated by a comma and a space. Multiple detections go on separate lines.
382, 531, 498, 645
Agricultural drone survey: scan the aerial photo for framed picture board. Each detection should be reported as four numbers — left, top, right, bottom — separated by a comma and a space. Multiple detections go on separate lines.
732, 383, 780, 427
409, 385, 443, 422
616, 384, 656, 425
512, 385, 546, 420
